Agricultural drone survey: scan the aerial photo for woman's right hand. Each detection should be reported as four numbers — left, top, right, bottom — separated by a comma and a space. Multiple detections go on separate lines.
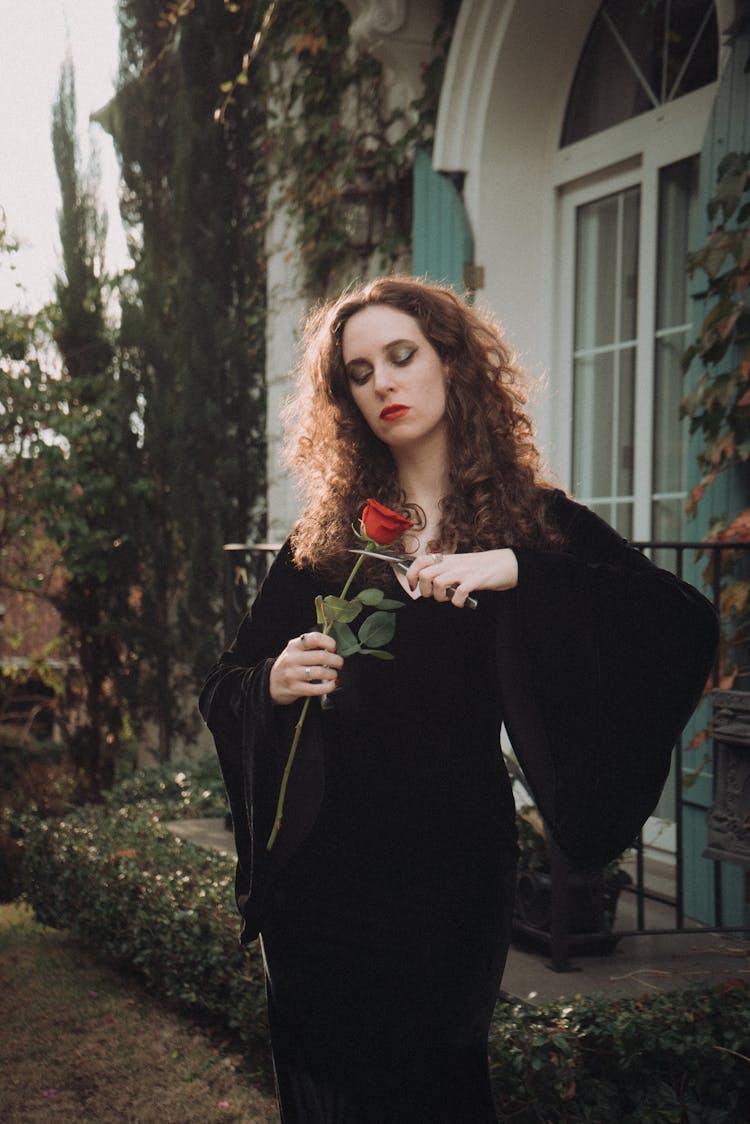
269, 631, 343, 705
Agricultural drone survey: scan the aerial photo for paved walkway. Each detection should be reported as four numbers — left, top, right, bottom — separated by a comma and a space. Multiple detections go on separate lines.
166, 818, 750, 1006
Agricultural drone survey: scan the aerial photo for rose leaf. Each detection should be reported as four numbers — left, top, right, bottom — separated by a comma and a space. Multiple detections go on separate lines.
323, 595, 363, 624
329, 620, 361, 657
356, 588, 384, 605
357, 610, 396, 649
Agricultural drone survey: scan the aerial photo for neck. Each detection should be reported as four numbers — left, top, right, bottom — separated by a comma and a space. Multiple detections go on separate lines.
391, 437, 450, 549
392, 445, 448, 505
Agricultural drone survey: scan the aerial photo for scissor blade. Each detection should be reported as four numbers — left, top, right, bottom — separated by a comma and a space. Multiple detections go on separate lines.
347, 550, 478, 610
348, 548, 414, 564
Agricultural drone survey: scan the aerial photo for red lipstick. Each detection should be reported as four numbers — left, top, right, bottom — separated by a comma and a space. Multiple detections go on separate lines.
380, 404, 409, 421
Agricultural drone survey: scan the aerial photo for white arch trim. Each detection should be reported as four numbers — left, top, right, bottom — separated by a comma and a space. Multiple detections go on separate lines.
433, 0, 516, 174
434, 0, 736, 179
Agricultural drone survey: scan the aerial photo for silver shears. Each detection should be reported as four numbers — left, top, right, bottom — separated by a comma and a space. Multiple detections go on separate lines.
348, 550, 478, 610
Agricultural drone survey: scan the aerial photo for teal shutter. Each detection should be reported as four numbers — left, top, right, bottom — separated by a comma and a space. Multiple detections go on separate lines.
412, 148, 473, 291
682, 34, 750, 927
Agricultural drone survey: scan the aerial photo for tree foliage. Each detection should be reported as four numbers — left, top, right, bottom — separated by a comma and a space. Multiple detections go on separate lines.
1, 76, 139, 795
157, 0, 457, 295
0, 225, 66, 734
102, 0, 267, 757
43, 59, 141, 792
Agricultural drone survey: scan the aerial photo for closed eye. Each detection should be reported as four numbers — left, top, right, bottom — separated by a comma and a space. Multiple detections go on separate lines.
391, 346, 416, 366
346, 362, 372, 386
345, 340, 418, 385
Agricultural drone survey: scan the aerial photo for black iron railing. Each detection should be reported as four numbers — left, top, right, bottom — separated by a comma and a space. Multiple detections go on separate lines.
616, 541, 750, 937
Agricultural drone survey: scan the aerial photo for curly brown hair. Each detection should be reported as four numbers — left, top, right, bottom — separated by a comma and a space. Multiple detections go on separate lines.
284, 276, 560, 579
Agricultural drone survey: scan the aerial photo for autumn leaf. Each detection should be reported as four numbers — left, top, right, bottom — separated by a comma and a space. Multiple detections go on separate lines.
719, 580, 750, 616
688, 728, 709, 751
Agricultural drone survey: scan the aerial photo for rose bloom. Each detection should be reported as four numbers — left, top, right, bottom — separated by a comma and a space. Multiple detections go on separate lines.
361, 498, 412, 545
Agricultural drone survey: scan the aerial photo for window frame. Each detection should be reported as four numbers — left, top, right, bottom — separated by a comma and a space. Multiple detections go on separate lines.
552, 86, 715, 540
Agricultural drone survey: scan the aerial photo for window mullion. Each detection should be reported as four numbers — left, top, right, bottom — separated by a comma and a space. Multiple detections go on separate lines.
634, 167, 658, 541
602, 10, 660, 110
612, 194, 624, 511
667, 2, 716, 103
661, 0, 671, 104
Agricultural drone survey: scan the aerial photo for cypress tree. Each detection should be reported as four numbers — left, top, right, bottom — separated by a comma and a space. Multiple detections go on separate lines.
99, 0, 266, 758
43, 57, 141, 792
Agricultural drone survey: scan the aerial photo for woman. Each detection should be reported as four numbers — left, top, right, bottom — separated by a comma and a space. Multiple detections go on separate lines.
199, 277, 717, 1123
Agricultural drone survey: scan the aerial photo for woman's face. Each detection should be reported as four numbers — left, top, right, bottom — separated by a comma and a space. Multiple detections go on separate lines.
341, 304, 449, 455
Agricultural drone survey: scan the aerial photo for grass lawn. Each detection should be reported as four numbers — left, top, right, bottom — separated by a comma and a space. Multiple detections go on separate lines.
0, 901, 278, 1123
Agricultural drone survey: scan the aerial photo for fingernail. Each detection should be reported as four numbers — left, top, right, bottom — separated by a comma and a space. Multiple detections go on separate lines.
335, 677, 340, 686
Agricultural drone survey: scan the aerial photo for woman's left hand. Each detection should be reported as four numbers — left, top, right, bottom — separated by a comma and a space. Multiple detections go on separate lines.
404, 549, 518, 609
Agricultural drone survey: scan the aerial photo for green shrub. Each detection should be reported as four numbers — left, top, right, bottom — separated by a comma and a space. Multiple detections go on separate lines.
20, 795, 267, 1057
102, 755, 228, 820
0, 806, 23, 901
489, 984, 750, 1121
0, 735, 80, 900
0, 733, 77, 813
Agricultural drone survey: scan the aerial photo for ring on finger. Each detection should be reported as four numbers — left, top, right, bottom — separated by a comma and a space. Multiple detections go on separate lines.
305, 666, 312, 682
430, 553, 444, 564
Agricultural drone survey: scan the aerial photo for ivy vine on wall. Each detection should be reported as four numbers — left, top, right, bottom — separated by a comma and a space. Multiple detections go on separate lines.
682, 151, 750, 520
682, 152, 750, 686
206, 0, 458, 295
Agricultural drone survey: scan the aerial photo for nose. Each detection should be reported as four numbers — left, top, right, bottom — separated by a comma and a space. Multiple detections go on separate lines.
371, 361, 396, 396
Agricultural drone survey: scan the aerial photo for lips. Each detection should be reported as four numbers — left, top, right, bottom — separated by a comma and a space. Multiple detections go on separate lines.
380, 404, 410, 421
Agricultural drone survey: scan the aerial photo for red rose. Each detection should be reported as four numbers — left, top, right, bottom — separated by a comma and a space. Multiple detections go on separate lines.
361, 499, 412, 546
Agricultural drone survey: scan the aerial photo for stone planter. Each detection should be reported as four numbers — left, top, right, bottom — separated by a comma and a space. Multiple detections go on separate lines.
705, 688, 750, 869
512, 863, 629, 957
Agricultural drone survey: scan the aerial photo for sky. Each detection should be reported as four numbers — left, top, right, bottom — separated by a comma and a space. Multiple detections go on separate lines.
0, 0, 128, 311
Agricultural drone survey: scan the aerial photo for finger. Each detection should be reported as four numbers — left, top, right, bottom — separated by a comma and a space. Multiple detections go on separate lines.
418, 572, 437, 599
301, 661, 340, 684
446, 583, 468, 609
298, 649, 344, 673
405, 555, 442, 589
300, 668, 340, 697
430, 573, 453, 602
299, 631, 338, 655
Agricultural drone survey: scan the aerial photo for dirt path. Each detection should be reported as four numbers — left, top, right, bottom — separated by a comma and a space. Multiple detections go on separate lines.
0, 902, 278, 1123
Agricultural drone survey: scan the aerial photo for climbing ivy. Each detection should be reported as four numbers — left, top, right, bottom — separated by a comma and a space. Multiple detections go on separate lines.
682, 151, 750, 521
173, 0, 458, 294
682, 152, 750, 686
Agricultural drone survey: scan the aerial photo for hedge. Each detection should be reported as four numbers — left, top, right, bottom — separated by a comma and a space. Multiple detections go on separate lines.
489, 985, 750, 1121
18, 760, 750, 1121
19, 763, 268, 1055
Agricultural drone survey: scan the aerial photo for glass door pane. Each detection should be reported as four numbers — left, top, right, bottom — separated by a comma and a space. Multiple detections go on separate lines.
572, 185, 640, 537
652, 155, 699, 547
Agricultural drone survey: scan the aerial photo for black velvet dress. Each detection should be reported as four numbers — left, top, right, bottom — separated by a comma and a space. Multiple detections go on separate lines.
199, 491, 719, 1124
260, 589, 517, 1123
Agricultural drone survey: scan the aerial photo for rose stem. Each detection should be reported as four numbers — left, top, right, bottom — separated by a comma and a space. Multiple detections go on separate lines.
266, 696, 310, 851
266, 546, 373, 850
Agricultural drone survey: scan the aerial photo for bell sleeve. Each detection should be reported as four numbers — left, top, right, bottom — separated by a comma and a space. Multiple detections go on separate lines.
198, 541, 324, 942
495, 491, 719, 869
